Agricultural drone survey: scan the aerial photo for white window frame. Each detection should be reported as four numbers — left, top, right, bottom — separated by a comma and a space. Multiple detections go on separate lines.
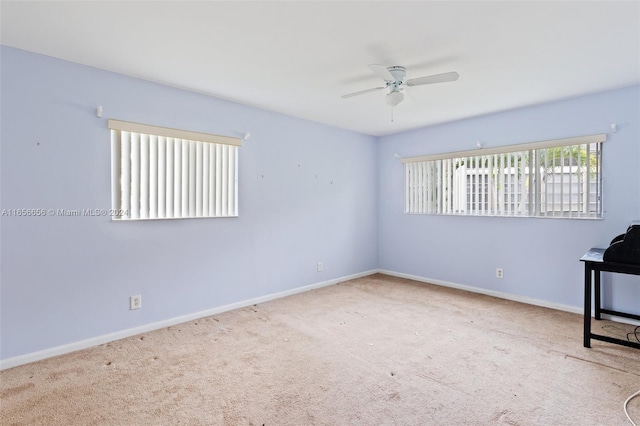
108, 120, 242, 220
401, 133, 606, 219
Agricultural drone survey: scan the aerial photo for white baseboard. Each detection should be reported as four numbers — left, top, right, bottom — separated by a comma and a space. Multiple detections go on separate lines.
377, 269, 584, 314
0, 269, 378, 371
377, 269, 640, 326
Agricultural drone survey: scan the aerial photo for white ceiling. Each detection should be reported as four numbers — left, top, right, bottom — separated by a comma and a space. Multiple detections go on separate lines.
1, 1, 639, 136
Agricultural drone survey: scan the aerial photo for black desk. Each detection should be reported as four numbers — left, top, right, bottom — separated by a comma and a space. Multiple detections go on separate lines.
581, 248, 640, 349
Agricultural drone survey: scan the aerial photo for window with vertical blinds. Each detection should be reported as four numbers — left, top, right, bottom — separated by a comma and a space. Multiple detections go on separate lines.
108, 120, 241, 220
401, 134, 605, 219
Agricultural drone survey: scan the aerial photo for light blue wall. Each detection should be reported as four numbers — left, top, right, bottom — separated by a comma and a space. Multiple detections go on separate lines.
0, 47, 378, 360
378, 86, 640, 313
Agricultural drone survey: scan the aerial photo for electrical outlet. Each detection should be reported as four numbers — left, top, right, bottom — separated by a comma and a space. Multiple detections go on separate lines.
317, 262, 323, 272
130, 294, 142, 310
496, 268, 504, 279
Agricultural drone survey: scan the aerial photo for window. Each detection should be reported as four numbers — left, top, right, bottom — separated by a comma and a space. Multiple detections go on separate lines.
402, 134, 605, 219
108, 120, 241, 220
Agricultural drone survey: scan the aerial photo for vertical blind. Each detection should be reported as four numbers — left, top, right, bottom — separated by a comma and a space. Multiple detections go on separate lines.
108, 120, 242, 220
402, 134, 605, 219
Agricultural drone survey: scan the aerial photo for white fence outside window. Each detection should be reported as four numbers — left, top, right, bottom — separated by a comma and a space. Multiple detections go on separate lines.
402, 134, 605, 219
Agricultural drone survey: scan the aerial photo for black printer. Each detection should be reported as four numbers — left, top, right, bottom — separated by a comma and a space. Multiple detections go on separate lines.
603, 221, 640, 265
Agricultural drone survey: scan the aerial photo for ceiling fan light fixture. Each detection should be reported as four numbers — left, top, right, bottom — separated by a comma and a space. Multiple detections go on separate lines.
386, 91, 404, 107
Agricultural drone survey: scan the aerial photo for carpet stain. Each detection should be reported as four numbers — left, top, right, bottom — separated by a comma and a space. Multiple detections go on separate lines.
493, 345, 511, 354
1, 383, 35, 399
388, 392, 400, 400
563, 354, 639, 376
491, 409, 519, 425
47, 367, 85, 380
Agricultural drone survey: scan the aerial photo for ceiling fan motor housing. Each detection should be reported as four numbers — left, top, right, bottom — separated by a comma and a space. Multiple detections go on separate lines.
387, 66, 407, 83
386, 66, 408, 99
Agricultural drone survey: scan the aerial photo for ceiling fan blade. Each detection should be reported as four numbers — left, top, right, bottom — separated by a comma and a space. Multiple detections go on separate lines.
407, 71, 459, 87
341, 86, 386, 99
368, 64, 394, 81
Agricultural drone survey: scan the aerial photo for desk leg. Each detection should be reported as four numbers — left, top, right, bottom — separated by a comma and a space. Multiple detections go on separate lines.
594, 269, 601, 320
584, 263, 592, 348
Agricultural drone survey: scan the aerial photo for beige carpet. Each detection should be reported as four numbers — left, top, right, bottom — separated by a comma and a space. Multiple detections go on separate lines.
1, 274, 639, 425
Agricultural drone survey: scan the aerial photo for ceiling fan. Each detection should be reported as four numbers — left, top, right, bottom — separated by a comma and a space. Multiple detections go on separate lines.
341, 64, 459, 107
